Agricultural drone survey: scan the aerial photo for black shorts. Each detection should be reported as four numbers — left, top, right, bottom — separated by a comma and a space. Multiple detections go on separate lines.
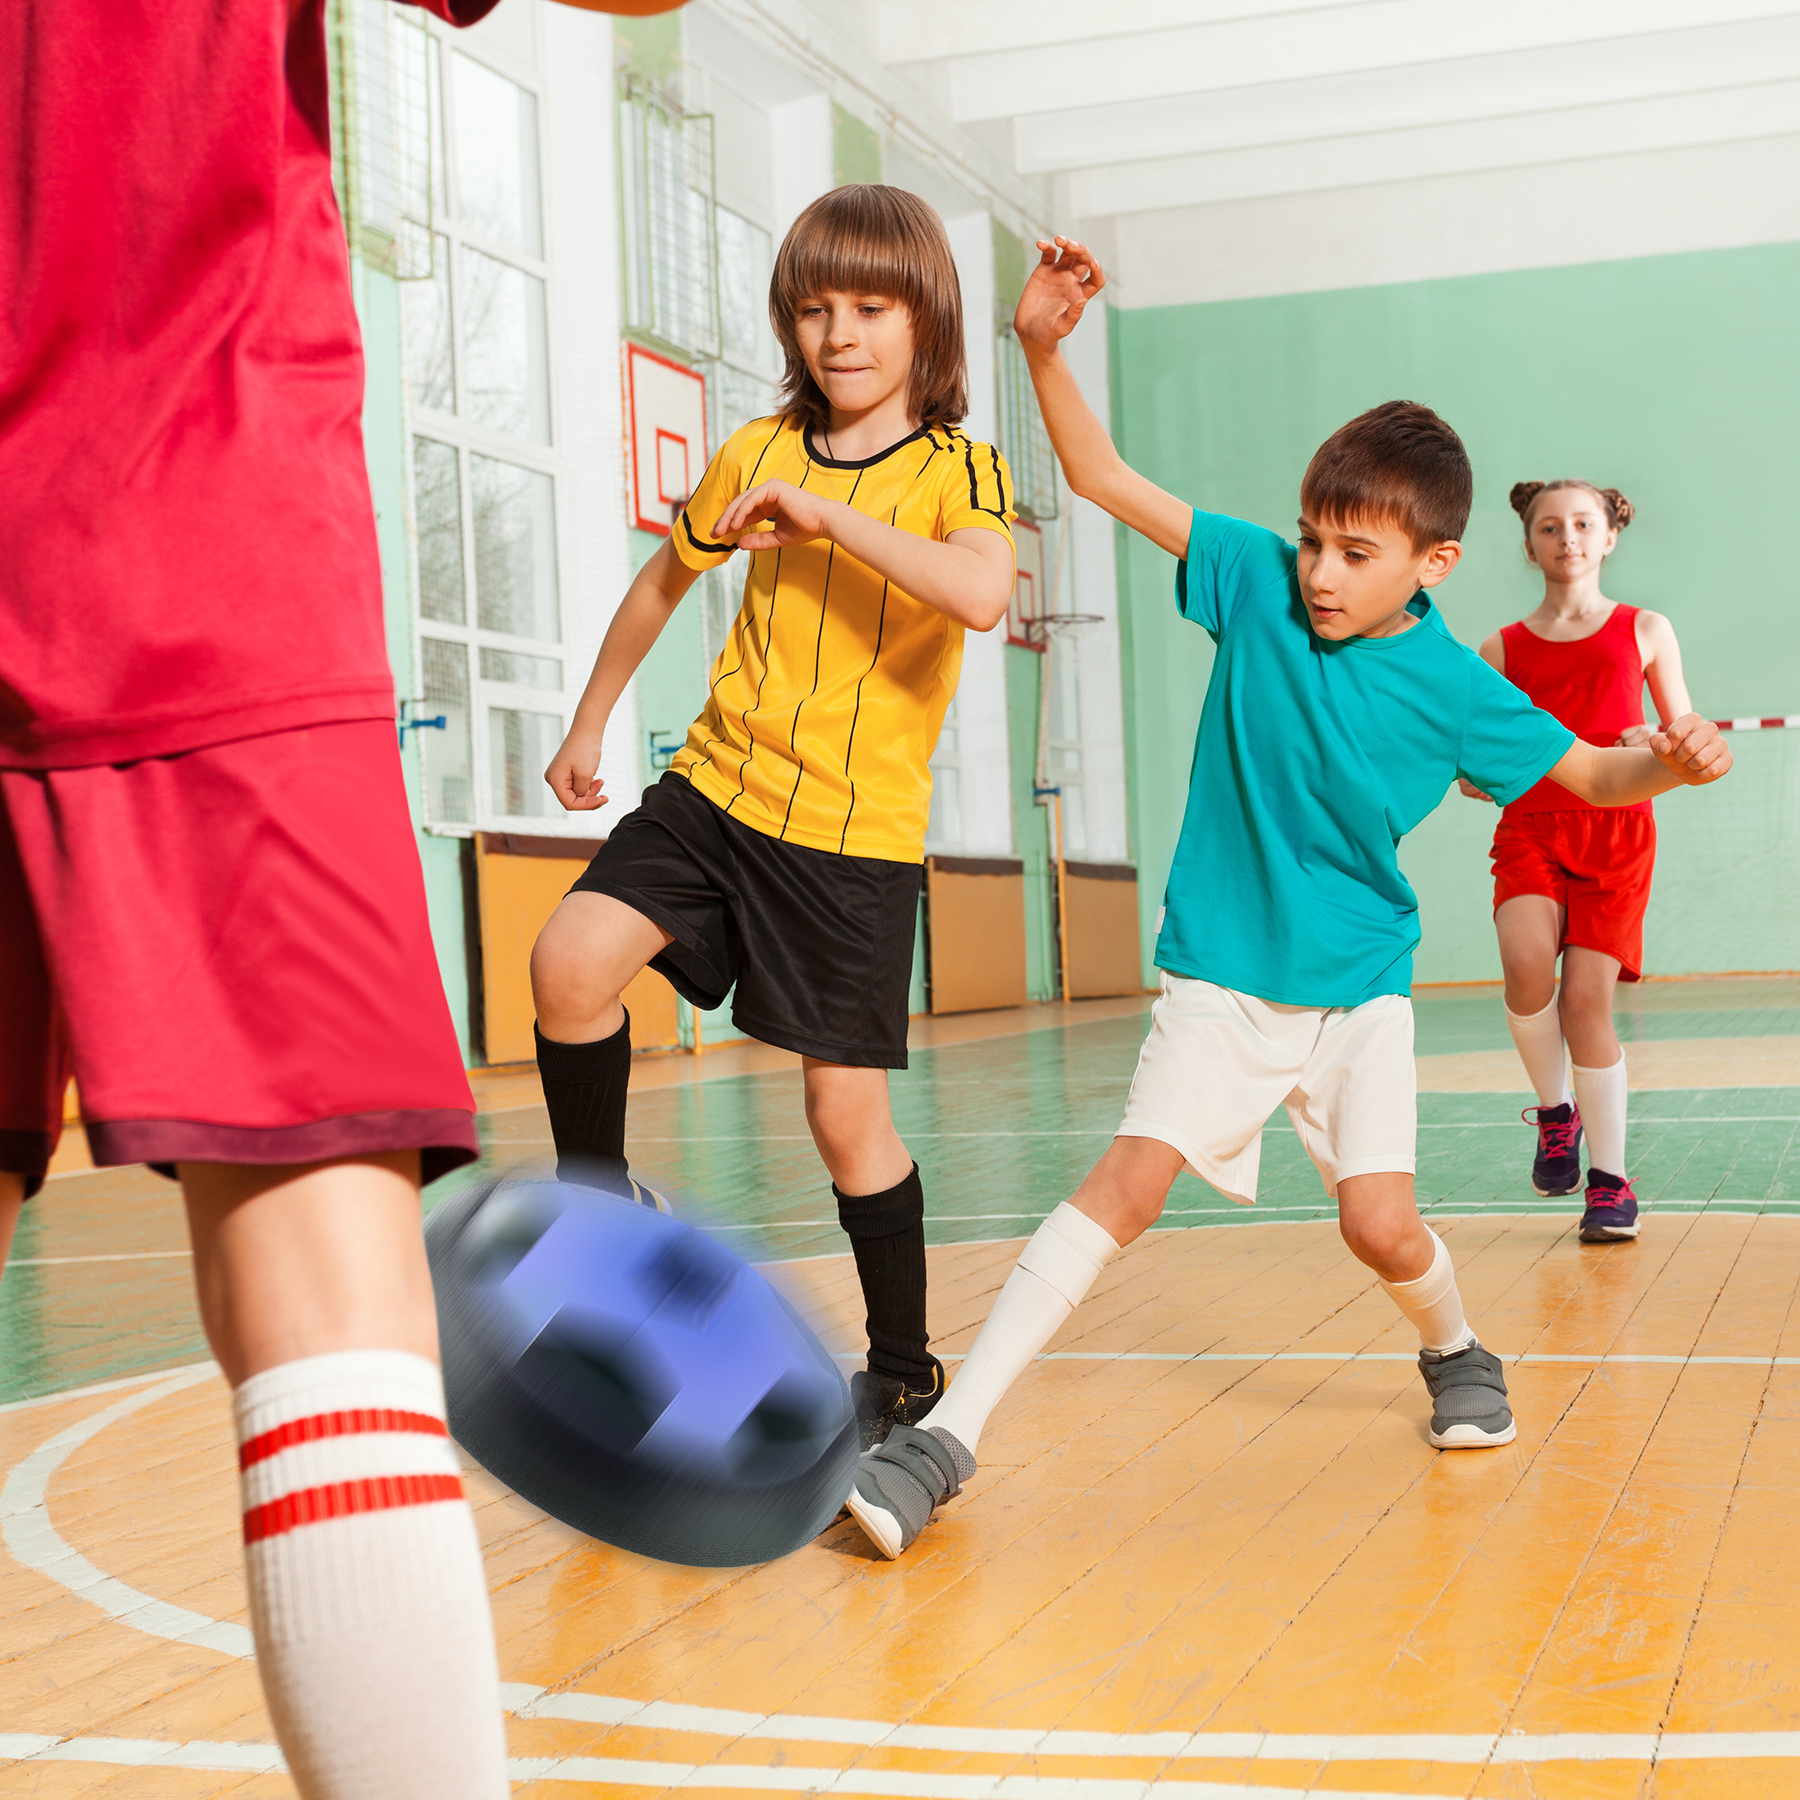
571, 773, 922, 1069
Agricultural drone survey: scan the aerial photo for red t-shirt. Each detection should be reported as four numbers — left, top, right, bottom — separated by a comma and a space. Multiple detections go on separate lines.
0, 0, 496, 770
1500, 603, 1652, 817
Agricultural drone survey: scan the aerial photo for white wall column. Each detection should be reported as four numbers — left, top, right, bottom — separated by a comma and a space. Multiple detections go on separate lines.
943, 209, 1013, 858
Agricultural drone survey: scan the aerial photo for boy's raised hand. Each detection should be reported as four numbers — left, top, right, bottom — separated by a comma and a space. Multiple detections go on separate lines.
1014, 236, 1106, 355
713, 479, 831, 552
1650, 713, 1732, 785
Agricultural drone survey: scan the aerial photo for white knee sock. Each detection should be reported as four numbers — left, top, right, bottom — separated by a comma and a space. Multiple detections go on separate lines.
1572, 1053, 1628, 1178
926, 1203, 1120, 1456
233, 1351, 509, 1800
1380, 1229, 1475, 1353
1504, 995, 1569, 1109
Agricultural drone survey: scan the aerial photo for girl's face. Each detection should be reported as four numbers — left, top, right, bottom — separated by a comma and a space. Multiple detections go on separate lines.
793, 292, 916, 424
1525, 487, 1618, 579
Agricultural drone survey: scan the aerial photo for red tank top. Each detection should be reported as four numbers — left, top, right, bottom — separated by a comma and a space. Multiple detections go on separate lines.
1500, 604, 1650, 815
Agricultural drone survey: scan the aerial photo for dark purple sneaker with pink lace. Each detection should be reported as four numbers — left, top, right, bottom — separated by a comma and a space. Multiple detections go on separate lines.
1580, 1171, 1641, 1242
1526, 1101, 1583, 1197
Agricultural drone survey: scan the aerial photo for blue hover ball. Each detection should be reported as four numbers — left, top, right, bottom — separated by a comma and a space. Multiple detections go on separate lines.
426, 1179, 856, 1567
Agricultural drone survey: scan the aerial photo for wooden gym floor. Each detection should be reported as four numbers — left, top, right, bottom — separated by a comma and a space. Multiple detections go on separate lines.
3, 977, 1799, 1796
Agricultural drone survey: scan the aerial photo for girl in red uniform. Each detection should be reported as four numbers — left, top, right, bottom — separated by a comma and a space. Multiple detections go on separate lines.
1461, 481, 1691, 1243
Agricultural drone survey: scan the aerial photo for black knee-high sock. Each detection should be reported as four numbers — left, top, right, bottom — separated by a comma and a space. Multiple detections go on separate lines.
834, 1163, 932, 1386
535, 1015, 631, 1189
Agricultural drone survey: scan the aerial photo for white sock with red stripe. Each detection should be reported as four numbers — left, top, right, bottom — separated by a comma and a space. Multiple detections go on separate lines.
232, 1350, 508, 1799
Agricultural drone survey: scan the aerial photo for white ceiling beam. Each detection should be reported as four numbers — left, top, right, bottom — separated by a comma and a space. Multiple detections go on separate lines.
873, 0, 1366, 64
691, 0, 1051, 237
1064, 78, 1800, 216
935, 0, 1800, 122
1012, 17, 1800, 174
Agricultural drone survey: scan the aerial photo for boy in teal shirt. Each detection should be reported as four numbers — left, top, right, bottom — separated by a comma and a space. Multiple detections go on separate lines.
845, 235, 1733, 1559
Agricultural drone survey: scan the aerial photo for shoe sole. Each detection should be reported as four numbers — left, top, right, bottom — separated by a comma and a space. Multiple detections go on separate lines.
1580, 1224, 1641, 1242
1532, 1179, 1581, 1197
844, 1487, 905, 1560
1430, 1418, 1517, 1449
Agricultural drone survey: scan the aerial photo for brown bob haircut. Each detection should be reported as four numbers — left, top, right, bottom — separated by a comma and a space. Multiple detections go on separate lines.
1300, 400, 1473, 551
769, 184, 967, 437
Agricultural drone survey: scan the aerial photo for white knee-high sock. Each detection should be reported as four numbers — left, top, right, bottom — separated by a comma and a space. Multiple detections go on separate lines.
1505, 996, 1569, 1108
1572, 1053, 1629, 1178
926, 1203, 1120, 1456
233, 1351, 508, 1800
1380, 1230, 1475, 1353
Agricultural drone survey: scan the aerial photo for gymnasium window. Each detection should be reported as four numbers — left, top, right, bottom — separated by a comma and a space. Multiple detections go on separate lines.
399, 7, 567, 826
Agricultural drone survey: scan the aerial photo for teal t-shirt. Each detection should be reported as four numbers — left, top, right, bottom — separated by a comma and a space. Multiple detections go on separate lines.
1156, 510, 1576, 1007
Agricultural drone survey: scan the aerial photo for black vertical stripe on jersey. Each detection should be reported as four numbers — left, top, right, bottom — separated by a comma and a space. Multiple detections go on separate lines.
985, 441, 1011, 516
691, 417, 792, 777
835, 448, 932, 854
723, 450, 813, 813
962, 437, 982, 516
778, 466, 865, 839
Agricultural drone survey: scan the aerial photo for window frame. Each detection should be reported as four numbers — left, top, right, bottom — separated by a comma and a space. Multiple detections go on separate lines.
404, 4, 576, 831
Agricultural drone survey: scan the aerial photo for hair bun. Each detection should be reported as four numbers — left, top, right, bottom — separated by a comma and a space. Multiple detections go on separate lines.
1600, 487, 1634, 529
1509, 480, 1546, 518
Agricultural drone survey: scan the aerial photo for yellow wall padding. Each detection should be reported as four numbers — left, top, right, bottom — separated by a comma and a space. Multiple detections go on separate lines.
474, 836, 681, 1065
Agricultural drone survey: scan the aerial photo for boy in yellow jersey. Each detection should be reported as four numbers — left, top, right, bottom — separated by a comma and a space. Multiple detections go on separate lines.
531, 186, 1016, 1447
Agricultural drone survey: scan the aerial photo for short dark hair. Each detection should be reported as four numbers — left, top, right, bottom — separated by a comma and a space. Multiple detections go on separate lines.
769, 184, 967, 436
1301, 400, 1472, 550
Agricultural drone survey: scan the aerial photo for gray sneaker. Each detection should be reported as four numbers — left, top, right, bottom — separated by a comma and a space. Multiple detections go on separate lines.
844, 1424, 975, 1559
1420, 1340, 1516, 1448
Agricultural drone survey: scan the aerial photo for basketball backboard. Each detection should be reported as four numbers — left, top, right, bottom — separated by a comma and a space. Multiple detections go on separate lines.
1006, 518, 1045, 650
625, 343, 707, 537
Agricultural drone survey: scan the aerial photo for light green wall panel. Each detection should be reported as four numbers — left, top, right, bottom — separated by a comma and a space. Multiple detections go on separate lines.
1112, 242, 1800, 984
833, 105, 882, 189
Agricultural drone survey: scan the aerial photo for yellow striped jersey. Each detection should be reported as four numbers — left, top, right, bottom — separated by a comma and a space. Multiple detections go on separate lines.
668, 414, 1015, 862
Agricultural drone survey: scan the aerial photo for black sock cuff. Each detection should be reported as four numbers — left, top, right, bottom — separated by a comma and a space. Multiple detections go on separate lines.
534, 1013, 631, 1081
834, 1162, 922, 1240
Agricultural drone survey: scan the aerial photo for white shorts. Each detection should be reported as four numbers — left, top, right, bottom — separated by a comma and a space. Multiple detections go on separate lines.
1116, 975, 1416, 1204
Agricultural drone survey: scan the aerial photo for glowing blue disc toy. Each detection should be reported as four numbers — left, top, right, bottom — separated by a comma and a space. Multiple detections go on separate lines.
426, 1179, 856, 1567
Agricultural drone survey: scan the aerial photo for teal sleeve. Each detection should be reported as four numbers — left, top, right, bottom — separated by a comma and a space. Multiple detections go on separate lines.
1457, 654, 1578, 805
1174, 510, 1297, 640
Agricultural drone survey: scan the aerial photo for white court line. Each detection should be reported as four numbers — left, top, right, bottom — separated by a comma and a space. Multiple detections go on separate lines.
0, 1364, 252, 1658
11, 1725, 1800, 1784
6, 1250, 193, 1266
0, 1360, 216, 1418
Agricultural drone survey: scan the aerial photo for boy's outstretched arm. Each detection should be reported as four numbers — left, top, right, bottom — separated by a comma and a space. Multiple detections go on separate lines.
1014, 237, 1192, 560
544, 538, 700, 811
1548, 713, 1731, 807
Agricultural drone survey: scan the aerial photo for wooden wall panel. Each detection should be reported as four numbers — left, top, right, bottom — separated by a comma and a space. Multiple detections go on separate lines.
926, 857, 1028, 1014
474, 835, 681, 1065
1063, 862, 1146, 999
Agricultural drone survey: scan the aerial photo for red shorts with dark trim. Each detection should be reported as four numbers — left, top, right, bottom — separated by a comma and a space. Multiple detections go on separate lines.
0, 721, 478, 1198
1490, 809, 1657, 982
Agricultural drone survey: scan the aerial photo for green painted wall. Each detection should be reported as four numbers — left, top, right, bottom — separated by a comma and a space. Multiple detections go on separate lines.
833, 106, 882, 189
1110, 241, 1800, 983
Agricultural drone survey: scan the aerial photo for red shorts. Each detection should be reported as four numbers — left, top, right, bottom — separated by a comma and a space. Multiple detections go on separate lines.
0, 721, 478, 1197
1490, 809, 1656, 982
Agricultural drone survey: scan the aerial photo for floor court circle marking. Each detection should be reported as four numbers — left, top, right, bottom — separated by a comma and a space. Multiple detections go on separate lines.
0, 1363, 252, 1658
7, 1344, 1800, 1774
